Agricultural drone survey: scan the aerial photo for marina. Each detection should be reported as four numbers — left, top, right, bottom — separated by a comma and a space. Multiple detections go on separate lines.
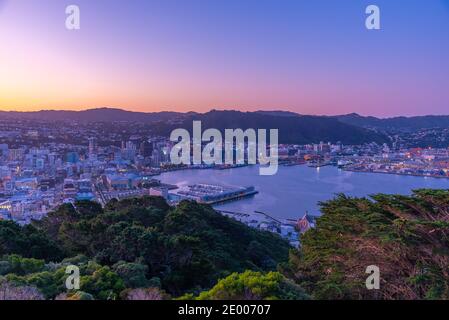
159, 165, 449, 219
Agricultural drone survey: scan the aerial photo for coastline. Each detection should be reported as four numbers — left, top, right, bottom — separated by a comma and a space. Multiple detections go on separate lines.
160, 165, 449, 220
343, 168, 449, 180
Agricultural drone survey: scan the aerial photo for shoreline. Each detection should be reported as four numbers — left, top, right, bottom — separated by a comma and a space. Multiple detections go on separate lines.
343, 168, 449, 180
159, 165, 449, 221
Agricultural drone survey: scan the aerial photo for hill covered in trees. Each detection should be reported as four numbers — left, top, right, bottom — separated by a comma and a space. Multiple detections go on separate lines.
336, 113, 449, 131
0, 108, 388, 145
0, 197, 291, 299
1, 190, 449, 300
284, 189, 449, 300
144, 110, 389, 145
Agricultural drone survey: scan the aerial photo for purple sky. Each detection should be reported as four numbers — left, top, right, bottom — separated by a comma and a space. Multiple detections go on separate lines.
0, 0, 448, 116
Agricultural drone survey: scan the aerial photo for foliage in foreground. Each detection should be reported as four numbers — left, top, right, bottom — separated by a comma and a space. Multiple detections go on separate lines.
285, 189, 449, 299
1, 189, 449, 300
181, 270, 309, 300
0, 196, 291, 299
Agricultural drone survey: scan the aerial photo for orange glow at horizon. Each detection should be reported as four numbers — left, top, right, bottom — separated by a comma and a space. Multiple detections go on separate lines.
1, 0, 448, 117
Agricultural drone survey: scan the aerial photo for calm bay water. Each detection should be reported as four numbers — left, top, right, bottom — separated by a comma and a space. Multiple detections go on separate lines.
159, 166, 448, 219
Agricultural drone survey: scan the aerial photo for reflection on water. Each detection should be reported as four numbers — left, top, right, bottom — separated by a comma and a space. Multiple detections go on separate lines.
160, 165, 448, 219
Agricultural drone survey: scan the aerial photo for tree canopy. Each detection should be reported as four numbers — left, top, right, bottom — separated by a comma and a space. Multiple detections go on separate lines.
285, 189, 449, 299
186, 270, 309, 300
1, 196, 291, 299
2, 189, 448, 300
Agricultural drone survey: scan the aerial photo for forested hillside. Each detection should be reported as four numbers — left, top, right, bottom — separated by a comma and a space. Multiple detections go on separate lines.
1, 190, 449, 300
284, 189, 449, 299
0, 197, 290, 299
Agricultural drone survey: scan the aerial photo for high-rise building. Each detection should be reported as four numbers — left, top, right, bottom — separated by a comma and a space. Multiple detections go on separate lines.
151, 149, 161, 167
0, 144, 8, 157
8, 148, 24, 161
66, 152, 79, 164
88, 137, 97, 155
139, 140, 153, 158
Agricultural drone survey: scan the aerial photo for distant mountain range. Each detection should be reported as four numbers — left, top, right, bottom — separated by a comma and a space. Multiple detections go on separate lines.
0, 108, 187, 123
1, 108, 448, 144
334, 113, 449, 131
166, 110, 388, 145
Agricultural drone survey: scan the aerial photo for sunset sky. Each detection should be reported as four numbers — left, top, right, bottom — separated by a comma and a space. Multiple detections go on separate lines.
0, 0, 448, 116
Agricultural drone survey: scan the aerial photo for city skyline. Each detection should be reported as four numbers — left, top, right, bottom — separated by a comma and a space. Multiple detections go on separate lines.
1, 0, 449, 116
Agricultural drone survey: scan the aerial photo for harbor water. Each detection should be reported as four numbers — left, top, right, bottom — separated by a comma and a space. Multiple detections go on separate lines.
159, 165, 448, 219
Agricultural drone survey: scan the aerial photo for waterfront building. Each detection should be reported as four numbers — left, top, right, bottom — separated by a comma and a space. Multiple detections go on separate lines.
168, 184, 257, 204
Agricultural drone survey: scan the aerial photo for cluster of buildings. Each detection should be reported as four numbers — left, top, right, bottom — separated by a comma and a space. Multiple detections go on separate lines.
339, 147, 449, 178
1, 119, 447, 238
219, 209, 316, 247
277, 142, 449, 178
0, 134, 174, 224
